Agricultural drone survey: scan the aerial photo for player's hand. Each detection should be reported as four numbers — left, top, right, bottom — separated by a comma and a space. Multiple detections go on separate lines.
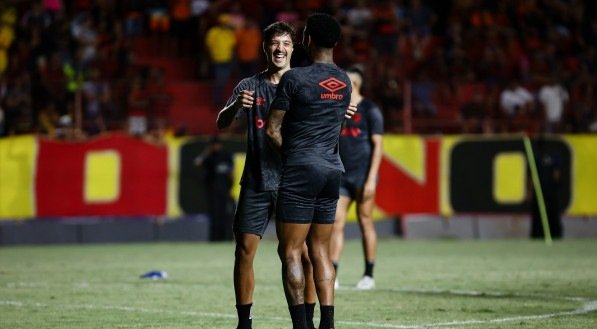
236, 90, 255, 109
345, 103, 358, 119
362, 179, 376, 200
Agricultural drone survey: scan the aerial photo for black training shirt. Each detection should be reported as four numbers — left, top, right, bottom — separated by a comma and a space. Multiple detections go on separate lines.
270, 63, 352, 171
225, 72, 281, 191
339, 98, 384, 175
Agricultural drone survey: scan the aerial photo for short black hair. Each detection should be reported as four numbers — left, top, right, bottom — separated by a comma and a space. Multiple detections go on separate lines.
263, 21, 296, 45
305, 13, 341, 48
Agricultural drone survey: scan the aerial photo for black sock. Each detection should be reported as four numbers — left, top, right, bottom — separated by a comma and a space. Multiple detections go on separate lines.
236, 303, 252, 329
305, 302, 316, 329
364, 260, 375, 277
289, 304, 307, 329
319, 305, 334, 329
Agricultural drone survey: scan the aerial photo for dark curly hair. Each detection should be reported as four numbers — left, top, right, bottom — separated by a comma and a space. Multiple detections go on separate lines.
304, 13, 341, 48
263, 21, 296, 45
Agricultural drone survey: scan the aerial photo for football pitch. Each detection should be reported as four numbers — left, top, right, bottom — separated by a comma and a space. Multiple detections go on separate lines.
1, 239, 596, 329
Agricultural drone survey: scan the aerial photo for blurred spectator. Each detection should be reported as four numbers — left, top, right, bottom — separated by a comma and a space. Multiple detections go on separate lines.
194, 135, 234, 241
459, 86, 486, 134
190, 0, 211, 78
345, 0, 373, 37
70, 13, 98, 67
411, 68, 436, 117
499, 81, 534, 117
127, 75, 149, 136
538, 76, 569, 133
170, 0, 192, 57
0, 6, 16, 76
235, 18, 261, 78
3, 74, 33, 135
145, 67, 173, 126
205, 13, 236, 108
404, 0, 435, 61
371, 0, 401, 60
375, 65, 404, 132
81, 67, 109, 135
37, 101, 60, 137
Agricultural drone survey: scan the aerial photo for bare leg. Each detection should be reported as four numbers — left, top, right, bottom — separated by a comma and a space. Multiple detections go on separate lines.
329, 196, 352, 264
302, 243, 316, 304
234, 233, 261, 304
302, 243, 316, 329
234, 232, 261, 328
356, 195, 377, 264
277, 222, 312, 306
308, 223, 335, 306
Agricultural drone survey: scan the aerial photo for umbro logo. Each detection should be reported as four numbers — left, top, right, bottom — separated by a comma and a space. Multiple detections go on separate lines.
319, 77, 347, 100
319, 78, 347, 92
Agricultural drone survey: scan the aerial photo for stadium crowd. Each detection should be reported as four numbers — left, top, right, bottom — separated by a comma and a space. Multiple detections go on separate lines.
0, 0, 595, 139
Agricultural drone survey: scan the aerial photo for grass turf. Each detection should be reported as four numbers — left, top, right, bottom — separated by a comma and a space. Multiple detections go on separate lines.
1, 239, 596, 328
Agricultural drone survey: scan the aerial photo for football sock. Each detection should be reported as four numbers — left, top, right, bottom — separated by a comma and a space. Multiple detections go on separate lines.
364, 260, 375, 277
236, 303, 252, 329
289, 304, 307, 329
319, 305, 335, 329
305, 302, 316, 329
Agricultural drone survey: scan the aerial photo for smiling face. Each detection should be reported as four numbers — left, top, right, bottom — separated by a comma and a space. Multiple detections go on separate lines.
264, 33, 294, 71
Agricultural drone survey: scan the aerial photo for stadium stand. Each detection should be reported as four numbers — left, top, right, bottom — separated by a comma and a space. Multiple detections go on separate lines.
0, 0, 595, 139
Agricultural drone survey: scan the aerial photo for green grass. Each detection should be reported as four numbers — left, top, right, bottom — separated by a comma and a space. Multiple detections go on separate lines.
1, 239, 596, 328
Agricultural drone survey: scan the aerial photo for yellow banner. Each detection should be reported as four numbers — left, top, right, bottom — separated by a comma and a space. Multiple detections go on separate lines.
0, 135, 37, 219
564, 135, 597, 216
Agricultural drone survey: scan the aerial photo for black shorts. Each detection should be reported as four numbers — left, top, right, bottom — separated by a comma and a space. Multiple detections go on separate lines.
233, 186, 277, 237
339, 172, 367, 199
276, 164, 342, 224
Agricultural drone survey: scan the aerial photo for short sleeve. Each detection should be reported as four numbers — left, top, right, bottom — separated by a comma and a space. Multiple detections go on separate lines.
368, 103, 384, 135
270, 71, 294, 112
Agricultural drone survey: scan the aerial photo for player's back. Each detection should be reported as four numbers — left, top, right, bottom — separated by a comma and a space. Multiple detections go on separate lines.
274, 63, 352, 170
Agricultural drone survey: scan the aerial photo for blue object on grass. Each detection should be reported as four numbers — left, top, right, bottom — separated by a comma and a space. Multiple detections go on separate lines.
140, 270, 168, 280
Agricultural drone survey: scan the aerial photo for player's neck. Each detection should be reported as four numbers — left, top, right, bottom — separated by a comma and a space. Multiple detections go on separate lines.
311, 49, 335, 64
266, 67, 290, 84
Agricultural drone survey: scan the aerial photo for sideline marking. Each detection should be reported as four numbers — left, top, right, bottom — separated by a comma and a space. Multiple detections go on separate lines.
2, 287, 596, 328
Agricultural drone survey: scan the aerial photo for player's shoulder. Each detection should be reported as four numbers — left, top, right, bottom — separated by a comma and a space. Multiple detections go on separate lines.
234, 73, 262, 91
361, 98, 380, 110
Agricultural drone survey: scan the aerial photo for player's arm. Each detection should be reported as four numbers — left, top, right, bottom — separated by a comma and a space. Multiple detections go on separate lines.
266, 109, 285, 150
216, 90, 255, 130
363, 133, 383, 200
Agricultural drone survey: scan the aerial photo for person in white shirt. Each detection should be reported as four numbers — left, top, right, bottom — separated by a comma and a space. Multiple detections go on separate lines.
499, 81, 534, 117
538, 77, 569, 133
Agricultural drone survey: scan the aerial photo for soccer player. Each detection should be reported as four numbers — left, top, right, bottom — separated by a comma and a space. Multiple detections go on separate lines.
217, 22, 354, 329
266, 13, 351, 329
330, 66, 384, 290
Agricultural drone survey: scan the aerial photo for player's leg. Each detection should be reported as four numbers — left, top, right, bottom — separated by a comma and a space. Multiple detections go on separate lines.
355, 188, 377, 289
301, 243, 317, 329
308, 223, 335, 305
277, 221, 312, 329
233, 187, 275, 329
329, 194, 352, 287
234, 232, 260, 328
310, 169, 342, 329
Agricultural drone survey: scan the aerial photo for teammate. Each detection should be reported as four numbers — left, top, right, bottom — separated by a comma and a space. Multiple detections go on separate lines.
216, 22, 355, 329
266, 13, 351, 329
330, 66, 384, 290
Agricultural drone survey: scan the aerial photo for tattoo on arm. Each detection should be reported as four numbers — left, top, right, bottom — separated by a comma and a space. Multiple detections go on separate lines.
266, 109, 285, 150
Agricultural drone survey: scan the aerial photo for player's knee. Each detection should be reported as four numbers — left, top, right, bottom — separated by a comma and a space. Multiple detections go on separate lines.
235, 241, 257, 260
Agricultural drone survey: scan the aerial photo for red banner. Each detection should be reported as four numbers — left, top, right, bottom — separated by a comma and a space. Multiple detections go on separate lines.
36, 134, 168, 217
376, 138, 440, 214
